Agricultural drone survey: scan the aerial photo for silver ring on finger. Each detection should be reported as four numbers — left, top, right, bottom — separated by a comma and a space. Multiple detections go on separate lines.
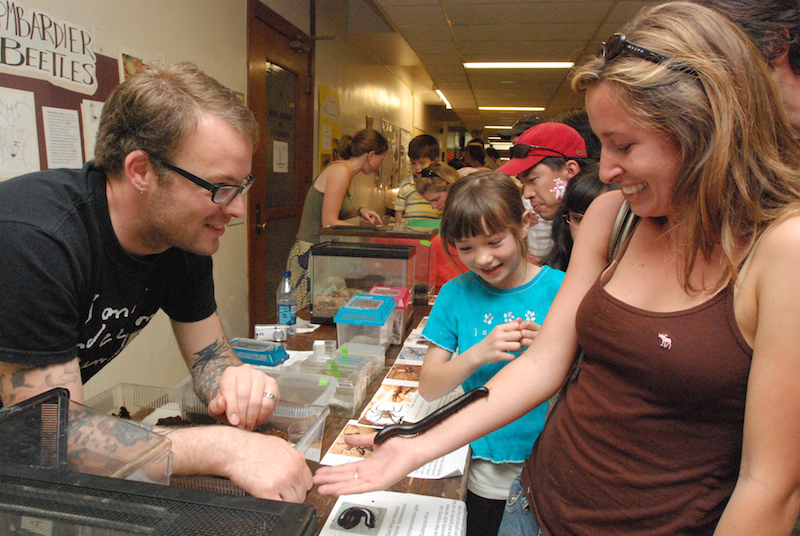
263, 391, 276, 401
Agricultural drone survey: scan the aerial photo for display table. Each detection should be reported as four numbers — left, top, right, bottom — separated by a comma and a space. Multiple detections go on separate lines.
277, 306, 469, 534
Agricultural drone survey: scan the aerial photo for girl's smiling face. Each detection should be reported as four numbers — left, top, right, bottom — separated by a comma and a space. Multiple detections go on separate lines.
587, 82, 682, 220
454, 219, 531, 290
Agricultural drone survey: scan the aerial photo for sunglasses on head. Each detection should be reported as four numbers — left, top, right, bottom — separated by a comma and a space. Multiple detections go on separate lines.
420, 167, 438, 178
508, 143, 569, 161
598, 33, 699, 76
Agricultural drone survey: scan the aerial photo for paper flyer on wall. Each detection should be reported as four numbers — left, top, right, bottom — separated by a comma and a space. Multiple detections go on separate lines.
319, 490, 466, 536
320, 420, 469, 479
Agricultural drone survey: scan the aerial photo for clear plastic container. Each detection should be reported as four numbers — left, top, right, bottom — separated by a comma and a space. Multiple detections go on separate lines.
334, 342, 386, 381
369, 286, 413, 344
84, 382, 332, 461
334, 293, 396, 348
0, 388, 172, 485
287, 361, 369, 418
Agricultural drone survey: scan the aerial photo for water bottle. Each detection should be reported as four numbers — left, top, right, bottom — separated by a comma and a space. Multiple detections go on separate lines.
276, 270, 297, 335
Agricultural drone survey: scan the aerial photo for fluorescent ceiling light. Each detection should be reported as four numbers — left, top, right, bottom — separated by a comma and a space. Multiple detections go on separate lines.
485, 125, 512, 130
479, 106, 545, 111
435, 89, 452, 109
492, 142, 513, 150
464, 62, 573, 69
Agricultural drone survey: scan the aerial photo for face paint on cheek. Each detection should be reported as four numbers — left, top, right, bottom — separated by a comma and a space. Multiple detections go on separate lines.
551, 178, 567, 201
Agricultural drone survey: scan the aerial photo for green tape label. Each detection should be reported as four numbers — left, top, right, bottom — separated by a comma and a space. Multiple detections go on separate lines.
420, 240, 431, 247
318, 377, 328, 386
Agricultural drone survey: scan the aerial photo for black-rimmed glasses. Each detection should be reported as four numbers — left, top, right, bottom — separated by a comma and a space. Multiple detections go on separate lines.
598, 33, 699, 76
160, 161, 254, 204
509, 143, 568, 160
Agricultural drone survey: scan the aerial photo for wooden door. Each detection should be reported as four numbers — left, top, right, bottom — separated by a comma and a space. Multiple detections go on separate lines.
247, 0, 313, 331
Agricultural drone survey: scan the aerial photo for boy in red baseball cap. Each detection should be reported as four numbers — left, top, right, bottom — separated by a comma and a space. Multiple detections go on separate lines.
497, 122, 589, 221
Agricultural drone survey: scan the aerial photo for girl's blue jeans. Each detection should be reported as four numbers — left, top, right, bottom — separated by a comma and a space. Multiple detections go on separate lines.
497, 474, 544, 536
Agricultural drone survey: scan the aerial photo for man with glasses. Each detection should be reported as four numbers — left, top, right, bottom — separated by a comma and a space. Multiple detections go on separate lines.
496, 122, 590, 260
0, 63, 313, 502
694, 0, 800, 134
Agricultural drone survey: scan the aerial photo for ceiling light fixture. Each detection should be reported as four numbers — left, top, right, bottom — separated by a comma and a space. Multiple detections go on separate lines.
479, 106, 545, 112
435, 89, 452, 109
464, 62, 573, 69
485, 125, 512, 130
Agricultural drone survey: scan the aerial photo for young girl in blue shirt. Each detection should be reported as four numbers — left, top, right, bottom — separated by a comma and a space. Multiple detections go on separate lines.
418, 171, 565, 536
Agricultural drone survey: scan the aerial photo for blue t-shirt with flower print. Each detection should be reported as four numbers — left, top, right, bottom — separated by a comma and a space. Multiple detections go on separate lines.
422, 265, 565, 462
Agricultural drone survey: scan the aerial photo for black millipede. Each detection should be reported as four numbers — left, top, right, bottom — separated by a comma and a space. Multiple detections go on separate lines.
373, 386, 489, 445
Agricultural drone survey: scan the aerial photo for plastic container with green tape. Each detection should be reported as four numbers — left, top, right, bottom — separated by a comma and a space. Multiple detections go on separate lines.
288, 361, 369, 418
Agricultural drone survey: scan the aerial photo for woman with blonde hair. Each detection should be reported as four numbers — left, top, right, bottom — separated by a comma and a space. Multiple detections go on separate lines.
315, 3, 800, 534
415, 162, 468, 285
414, 161, 461, 211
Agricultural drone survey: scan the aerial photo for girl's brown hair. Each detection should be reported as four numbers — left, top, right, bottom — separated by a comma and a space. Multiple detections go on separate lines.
338, 128, 389, 159
440, 171, 528, 264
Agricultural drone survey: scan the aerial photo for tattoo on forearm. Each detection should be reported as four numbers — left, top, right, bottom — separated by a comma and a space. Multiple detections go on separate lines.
10, 367, 36, 389
67, 406, 157, 473
191, 339, 238, 404
1, 362, 81, 406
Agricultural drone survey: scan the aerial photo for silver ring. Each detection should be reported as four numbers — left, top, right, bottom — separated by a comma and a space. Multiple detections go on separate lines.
354, 471, 359, 480
263, 391, 276, 401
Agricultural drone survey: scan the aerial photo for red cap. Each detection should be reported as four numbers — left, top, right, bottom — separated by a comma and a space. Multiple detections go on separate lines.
496, 122, 587, 176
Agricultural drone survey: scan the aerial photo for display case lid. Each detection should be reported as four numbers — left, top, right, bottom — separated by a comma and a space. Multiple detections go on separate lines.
230, 338, 290, 367
369, 285, 411, 308
319, 224, 437, 239
309, 241, 416, 259
334, 293, 396, 325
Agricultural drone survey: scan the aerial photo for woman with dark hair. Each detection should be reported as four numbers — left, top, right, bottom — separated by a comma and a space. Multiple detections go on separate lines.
286, 128, 388, 307
542, 163, 615, 271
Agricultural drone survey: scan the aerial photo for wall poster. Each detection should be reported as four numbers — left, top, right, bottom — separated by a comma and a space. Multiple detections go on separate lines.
380, 118, 399, 189
318, 85, 341, 172
0, 86, 39, 179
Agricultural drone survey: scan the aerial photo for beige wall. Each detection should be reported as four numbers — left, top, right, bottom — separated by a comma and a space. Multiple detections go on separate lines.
25, 0, 425, 398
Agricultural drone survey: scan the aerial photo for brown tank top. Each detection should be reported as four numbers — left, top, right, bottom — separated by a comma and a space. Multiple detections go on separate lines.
524, 277, 752, 535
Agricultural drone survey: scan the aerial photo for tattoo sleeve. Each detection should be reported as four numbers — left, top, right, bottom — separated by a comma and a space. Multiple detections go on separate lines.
189, 339, 240, 405
66, 405, 162, 476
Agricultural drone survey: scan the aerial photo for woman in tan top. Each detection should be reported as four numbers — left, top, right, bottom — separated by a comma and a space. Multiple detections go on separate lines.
287, 129, 387, 307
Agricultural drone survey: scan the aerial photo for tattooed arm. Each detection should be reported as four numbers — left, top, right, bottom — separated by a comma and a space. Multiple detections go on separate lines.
171, 313, 280, 430
0, 358, 84, 406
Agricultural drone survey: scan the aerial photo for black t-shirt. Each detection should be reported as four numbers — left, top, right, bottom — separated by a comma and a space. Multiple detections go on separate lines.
0, 163, 217, 383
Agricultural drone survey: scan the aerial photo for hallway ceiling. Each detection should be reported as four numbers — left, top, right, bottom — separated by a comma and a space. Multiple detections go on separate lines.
357, 0, 660, 137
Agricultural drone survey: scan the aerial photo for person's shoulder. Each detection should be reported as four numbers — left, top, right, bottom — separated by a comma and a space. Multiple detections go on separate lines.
539, 264, 566, 283
439, 271, 474, 293
751, 213, 800, 263
0, 167, 91, 223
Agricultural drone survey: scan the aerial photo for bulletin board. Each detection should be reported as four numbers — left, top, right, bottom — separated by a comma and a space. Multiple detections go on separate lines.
0, 53, 119, 179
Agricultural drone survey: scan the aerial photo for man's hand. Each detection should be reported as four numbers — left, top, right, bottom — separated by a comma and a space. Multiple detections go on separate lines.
169, 426, 313, 502
207, 364, 280, 430
222, 430, 312, 502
